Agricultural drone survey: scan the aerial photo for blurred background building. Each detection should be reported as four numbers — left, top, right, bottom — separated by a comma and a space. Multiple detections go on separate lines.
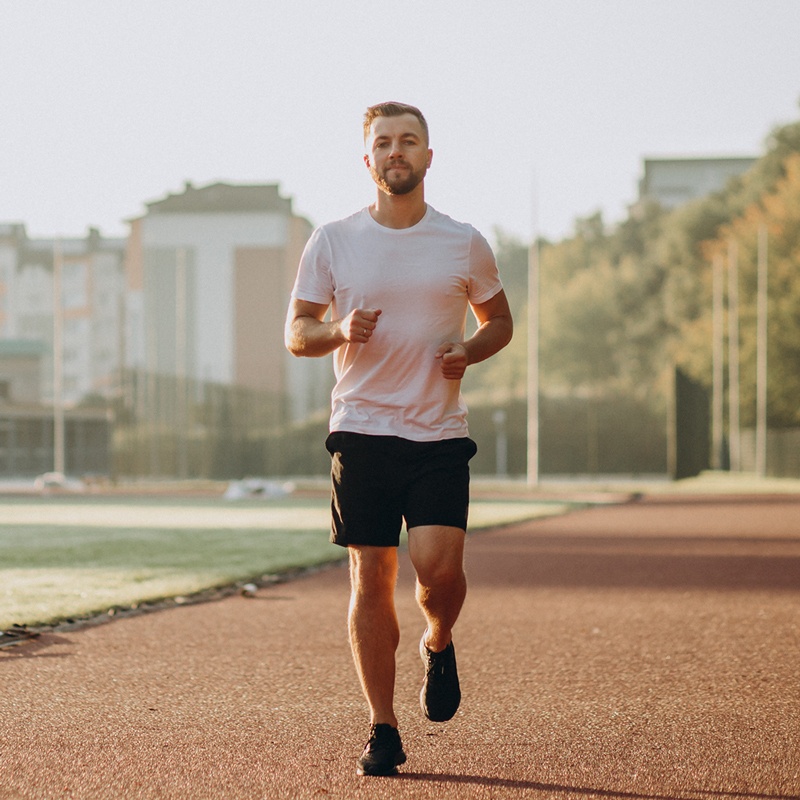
0, 223, 126, 404
124, 181, 327, 418
0, 183, 332, 479
1, 141, 796, 481
636, 155, 757, 210
0, 225, 119, 477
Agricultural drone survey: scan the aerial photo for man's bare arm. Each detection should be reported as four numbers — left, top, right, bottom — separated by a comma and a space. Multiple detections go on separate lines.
435, 289, 513, 380
285, 298, 382, 358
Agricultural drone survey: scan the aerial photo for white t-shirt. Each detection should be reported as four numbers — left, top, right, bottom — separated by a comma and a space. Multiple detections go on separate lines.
291, 205, 503, 441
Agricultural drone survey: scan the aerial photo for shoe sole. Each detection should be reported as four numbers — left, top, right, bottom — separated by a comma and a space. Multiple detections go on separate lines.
356, 751, 407, 777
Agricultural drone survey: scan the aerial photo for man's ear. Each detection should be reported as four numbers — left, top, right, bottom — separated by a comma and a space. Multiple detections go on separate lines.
427, 148, 433, 168
363, 153, 372, 170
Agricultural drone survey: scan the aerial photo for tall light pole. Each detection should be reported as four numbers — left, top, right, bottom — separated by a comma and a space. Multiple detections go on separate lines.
755, 225, 768, 476
146, 265, 159, 477
526, 177, 540, 487
52, 238, 65, 476
727, 239, 741, 471
175, 247, 188, 479
711, 254, 725, 470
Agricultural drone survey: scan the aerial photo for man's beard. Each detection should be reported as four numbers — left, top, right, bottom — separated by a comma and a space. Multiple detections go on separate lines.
370, 160, 427, 196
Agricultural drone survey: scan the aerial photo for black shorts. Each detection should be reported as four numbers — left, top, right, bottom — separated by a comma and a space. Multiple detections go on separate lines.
325, 431, 478, 548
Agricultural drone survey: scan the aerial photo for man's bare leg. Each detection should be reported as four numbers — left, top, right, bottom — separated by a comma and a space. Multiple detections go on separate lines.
348, 545, 400, 727
408, 525, 467, 651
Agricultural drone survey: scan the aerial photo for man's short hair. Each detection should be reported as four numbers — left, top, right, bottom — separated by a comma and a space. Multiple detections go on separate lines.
363, 102, 429, 144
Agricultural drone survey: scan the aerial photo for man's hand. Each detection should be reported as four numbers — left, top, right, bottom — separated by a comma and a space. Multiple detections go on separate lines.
285, 300, 382, 357
340, 308, 382, 344
432, 290, 513, 379
435, 341, 469, 380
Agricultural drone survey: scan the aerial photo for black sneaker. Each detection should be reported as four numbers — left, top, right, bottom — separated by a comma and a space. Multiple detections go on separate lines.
419, 636, 461, 722
356, 724, 407, 776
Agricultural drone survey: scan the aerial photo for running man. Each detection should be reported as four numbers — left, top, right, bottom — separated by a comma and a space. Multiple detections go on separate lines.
284, 101, 512, 776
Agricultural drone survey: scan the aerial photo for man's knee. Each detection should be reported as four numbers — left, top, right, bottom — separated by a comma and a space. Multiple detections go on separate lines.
349, 545, 398, 597
417, 557, 465, 591
408, 525, 465, 588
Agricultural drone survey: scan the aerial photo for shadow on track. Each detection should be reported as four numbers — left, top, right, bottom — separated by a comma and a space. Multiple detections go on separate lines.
394, 772, 800, 800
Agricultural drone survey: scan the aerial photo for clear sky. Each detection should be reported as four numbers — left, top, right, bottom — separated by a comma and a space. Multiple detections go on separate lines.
1, 0, 798, 244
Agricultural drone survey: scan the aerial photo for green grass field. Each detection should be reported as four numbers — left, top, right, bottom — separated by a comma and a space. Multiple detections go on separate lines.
0, 494, 572, 629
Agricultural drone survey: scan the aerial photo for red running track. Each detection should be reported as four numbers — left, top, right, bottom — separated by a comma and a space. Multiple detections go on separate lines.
1, 493, 799, 799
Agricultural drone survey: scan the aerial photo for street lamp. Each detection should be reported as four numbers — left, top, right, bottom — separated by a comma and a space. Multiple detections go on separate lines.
52, 237, 65, 476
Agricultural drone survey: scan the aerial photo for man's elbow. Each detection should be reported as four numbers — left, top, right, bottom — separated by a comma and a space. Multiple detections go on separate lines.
284, 321, 305, 357
285, 341, 303, 358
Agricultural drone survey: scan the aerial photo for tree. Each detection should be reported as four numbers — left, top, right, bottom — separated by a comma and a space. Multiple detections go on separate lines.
461, 230, 529, 402
676, 153, 800, 427
462, 111, 800, 432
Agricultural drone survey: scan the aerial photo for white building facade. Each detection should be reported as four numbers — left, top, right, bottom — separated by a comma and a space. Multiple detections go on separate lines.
0, 223, 126, 406
125, 182, 329, 421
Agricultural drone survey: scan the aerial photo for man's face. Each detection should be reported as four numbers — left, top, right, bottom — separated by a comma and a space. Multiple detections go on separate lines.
364, 113, 432, 196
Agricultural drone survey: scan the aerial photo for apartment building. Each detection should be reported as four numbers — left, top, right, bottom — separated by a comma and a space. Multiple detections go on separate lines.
637, 155, 757, 210
0, 223, 126, 405
125, 181, 329, 422
0, 182, 328, 478
0, 339, 110, 476
0, 226, 115, 477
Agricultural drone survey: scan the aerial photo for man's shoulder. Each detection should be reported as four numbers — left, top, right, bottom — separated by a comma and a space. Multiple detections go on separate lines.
316, 208, 369, 236
425, 206, 482, 238
424, 207, 492, 256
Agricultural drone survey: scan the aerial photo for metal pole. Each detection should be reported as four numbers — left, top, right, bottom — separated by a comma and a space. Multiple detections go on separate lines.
526, 178, 540, 487
52, 238, 65, 476
711, 254, 724, 470
727, 239, 740, 471
175, 247, 188, 479
145, 263, 159, 477
493, 409, 508, 477
755, 225, 768, 476
115, 292, 127, 481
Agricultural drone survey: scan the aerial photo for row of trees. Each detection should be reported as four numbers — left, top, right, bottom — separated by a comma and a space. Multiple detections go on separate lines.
466, 111, 800, 440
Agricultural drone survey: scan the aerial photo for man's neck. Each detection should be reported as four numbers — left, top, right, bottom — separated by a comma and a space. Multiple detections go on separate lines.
369, 189, 427, 229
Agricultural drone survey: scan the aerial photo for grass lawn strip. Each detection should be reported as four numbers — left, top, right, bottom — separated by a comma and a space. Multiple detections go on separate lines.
0, 496, 574, 629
